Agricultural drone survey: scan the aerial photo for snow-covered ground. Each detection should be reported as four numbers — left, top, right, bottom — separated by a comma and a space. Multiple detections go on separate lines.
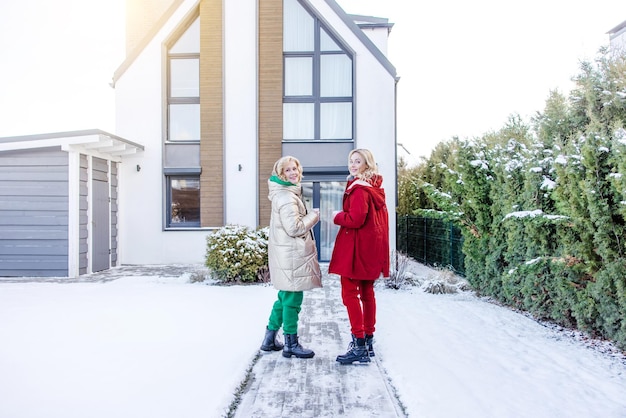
1, 261, 625, 418
378, 262, 626, 417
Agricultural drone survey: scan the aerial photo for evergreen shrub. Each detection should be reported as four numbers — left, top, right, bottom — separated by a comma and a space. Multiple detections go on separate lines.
205, 224, 269, 283
399, 48, 626, 349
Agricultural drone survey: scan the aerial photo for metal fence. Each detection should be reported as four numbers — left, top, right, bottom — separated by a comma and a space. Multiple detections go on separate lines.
396, 215, 465, 276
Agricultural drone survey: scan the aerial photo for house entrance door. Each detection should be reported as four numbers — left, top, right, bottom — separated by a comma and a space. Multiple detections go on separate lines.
92, 158, 110, 272
302, 181, 346, 262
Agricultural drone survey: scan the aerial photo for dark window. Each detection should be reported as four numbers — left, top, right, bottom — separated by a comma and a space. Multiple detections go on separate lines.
167, 176, 201, 227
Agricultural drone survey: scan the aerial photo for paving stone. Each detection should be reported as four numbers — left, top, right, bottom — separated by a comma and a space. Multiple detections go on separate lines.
235, 273, 406, 417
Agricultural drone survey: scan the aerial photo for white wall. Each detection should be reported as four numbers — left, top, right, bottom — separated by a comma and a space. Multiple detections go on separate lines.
114, 0, 398, 265
358, 26, 389, 56
611, 31, 626, 52
224, 0, 259, 228
115, 0, 211, 265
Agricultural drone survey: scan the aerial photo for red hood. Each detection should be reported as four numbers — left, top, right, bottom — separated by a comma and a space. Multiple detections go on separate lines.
346, 174, 386, 210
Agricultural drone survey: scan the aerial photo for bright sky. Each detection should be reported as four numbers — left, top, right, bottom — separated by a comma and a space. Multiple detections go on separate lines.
1, 0, 626, 161
336, 0, 626, 160
0, 0, 125, 137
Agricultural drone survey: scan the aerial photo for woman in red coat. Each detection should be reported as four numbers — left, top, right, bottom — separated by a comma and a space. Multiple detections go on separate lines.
329, 148, 390, 364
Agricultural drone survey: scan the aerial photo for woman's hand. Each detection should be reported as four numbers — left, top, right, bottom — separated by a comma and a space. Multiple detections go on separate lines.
311, 208, 320, 225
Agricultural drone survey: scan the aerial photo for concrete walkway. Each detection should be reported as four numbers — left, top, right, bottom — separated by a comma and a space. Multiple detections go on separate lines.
234, 272, 407, 417
0, 264, 205, 283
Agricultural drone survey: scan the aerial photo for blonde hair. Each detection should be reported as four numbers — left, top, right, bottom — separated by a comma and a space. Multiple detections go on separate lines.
273, 155, 303, 183
349, 148, 378, 180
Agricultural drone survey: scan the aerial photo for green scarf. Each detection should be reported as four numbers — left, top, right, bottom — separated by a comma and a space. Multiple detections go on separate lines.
270, 174, 298, 187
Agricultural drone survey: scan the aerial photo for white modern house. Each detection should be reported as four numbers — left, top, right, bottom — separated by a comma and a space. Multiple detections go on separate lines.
608, 19, 626, 52
0, 0, 398, 277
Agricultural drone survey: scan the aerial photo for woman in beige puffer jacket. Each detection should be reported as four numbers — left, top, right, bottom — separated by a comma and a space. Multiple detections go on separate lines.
260, 156, 321, 359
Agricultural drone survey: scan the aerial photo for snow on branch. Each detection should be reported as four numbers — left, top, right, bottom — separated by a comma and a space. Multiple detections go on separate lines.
503, 209, 568, 221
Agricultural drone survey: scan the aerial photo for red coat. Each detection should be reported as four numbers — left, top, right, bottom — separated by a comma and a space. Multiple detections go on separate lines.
328, 174, 390, 280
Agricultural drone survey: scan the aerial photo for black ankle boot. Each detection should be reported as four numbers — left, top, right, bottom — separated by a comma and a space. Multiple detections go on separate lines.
260, 327, 283, 352
336, 337, 370, 364
283, 334, 315, 358
365, 334, 375, 357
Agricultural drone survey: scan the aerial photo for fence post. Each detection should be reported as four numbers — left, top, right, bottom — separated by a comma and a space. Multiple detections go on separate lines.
449, 221, 453, 270
405, 215, 409, 257
422, 217, 426, 264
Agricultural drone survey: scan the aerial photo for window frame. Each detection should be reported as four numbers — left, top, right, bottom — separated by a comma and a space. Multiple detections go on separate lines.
165, 173, 201, 229
167, 20, 200, 143
283, 0, 354, 143
164, 15, 203, 230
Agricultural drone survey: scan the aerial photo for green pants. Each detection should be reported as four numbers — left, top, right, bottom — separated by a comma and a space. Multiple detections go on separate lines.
267, 290, 303, 335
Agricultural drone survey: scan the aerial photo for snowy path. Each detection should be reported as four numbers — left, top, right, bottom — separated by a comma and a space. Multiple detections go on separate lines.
234, 277, 406, 417
374, 269, 626, 418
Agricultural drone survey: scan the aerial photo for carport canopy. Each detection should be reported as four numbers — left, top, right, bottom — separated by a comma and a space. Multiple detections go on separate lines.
0, 129, 144, 161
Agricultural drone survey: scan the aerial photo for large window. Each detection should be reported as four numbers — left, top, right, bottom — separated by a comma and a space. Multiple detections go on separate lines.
165, 17, 201, 228
302, 180, 346, 261
168, 18, 200, 142
283, 0, 353, 142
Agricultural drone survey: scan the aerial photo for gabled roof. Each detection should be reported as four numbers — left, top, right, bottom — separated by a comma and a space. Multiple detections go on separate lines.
112, 0, 396, 84
113, 0, 186, 86
325, 3, 396, 78
0, 129, 144, 161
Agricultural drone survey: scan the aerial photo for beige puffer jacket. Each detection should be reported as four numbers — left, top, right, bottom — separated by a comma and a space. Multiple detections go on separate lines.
267, 178, 322, 291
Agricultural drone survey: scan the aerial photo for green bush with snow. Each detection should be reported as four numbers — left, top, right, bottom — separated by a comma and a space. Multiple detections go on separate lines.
205, 225, 269, 283
398, 48, 626, 349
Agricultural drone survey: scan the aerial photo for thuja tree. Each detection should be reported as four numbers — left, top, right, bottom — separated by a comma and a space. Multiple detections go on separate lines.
398, 138, 463, 218
582, 130, 625, 339
475, 106, 578, 322
401, 136, 496, 291
551, 126, 626, 342
443, 138, 497, 294
549, 50, 626, 344
405, 48, 626, 348
491, 122, 541, 305
506, 52, 626, 344
503, 101, 575, 324
497, 133, 573, 323
614, 128, 626, 222
397, 157, 422, 216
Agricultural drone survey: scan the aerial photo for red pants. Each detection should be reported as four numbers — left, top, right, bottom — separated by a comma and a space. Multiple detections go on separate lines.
340, 276, 376, 339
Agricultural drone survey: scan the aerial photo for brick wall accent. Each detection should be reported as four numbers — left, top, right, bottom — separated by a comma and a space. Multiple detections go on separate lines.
199, 0, 224, 227
258, 0, 284, 227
